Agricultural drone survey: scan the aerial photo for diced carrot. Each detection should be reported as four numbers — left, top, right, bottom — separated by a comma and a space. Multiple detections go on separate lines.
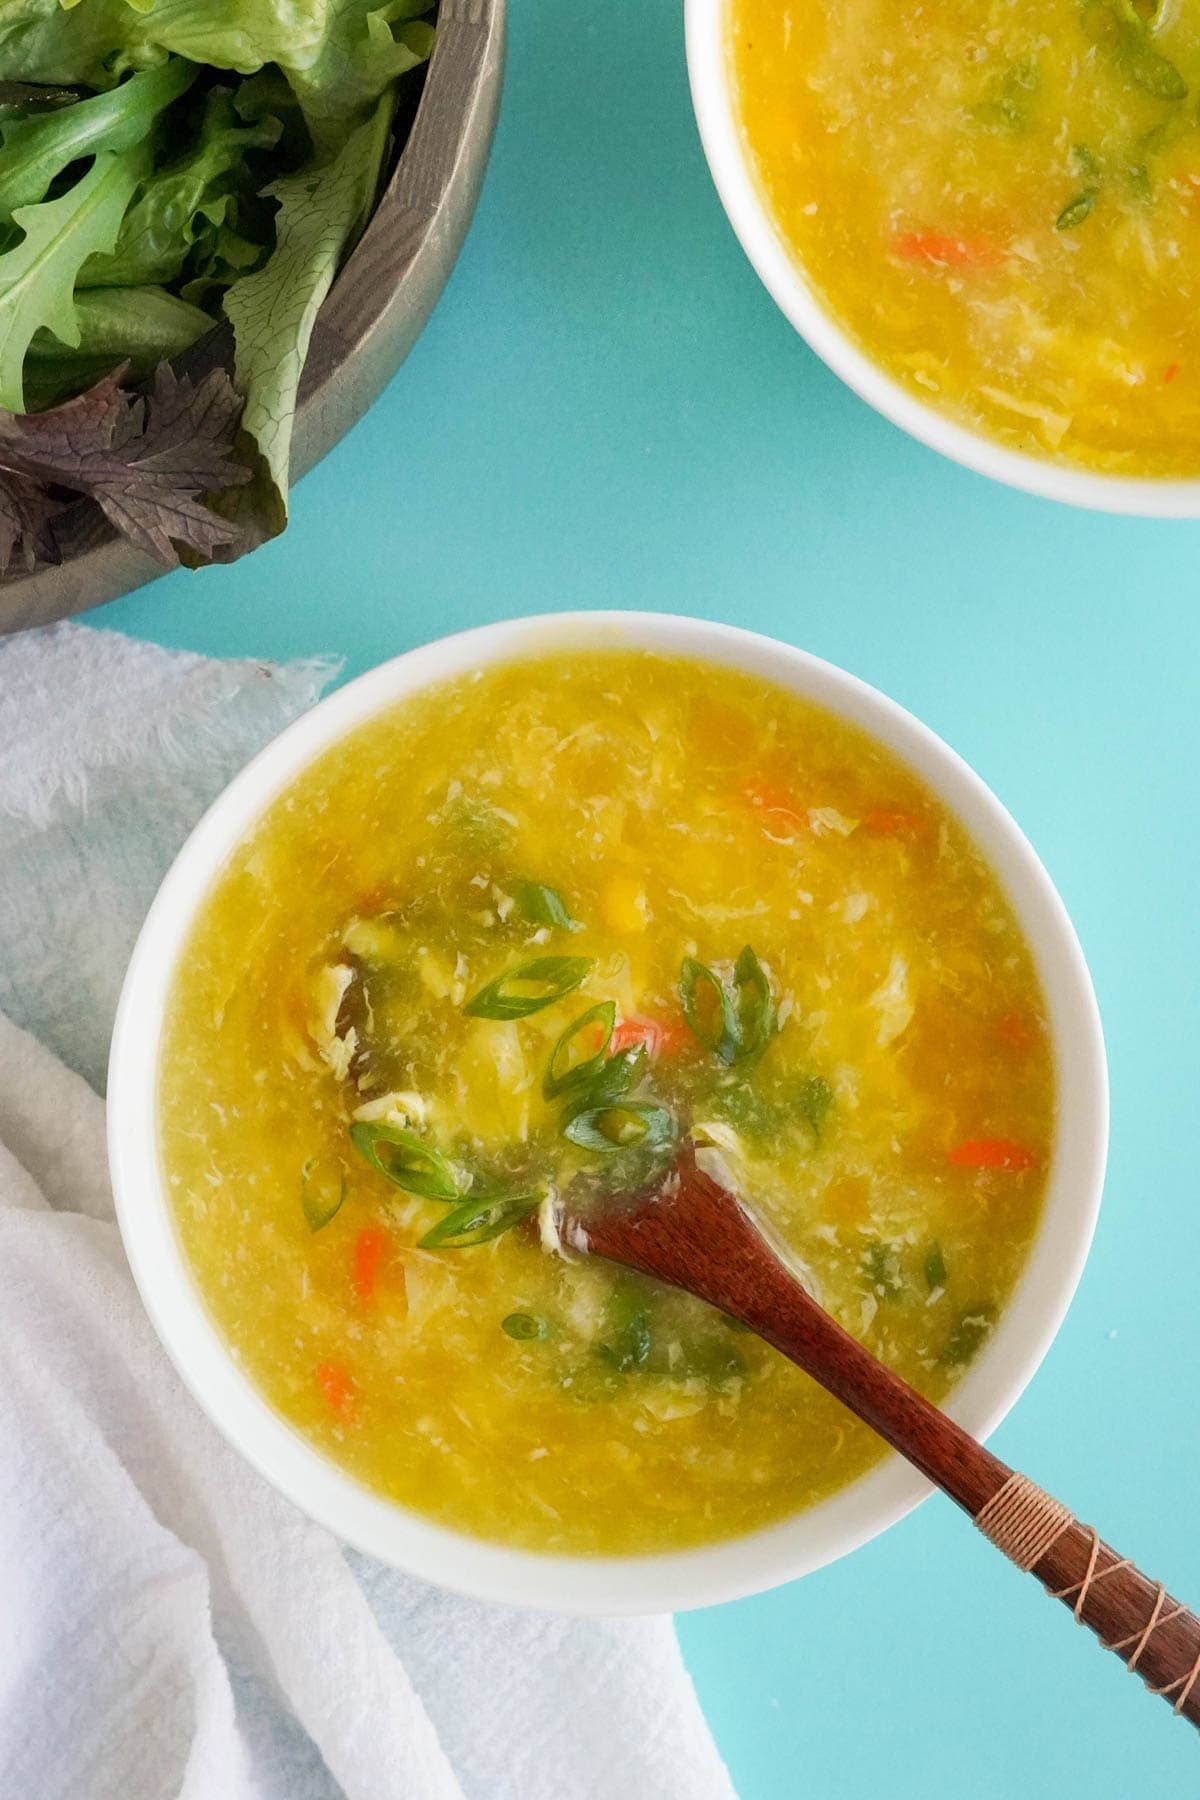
1165, 362, 1181, 384
352, 1226, 387, 1301
863, 808, 923, 838
612, 1015, 689, 1059
316, 1359, 357, 1423
948, 1138, 1038, 1172
895, 231, 1003, 269
744, 781, 807, 836
997, 1012, 1034, 1052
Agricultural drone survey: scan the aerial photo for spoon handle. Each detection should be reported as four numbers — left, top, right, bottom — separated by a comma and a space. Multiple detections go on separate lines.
581, 1158, 1200, 1726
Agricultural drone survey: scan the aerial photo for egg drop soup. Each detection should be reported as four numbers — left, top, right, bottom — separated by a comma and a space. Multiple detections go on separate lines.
160, 651, 1054, 1555
732, 0, 1200, 475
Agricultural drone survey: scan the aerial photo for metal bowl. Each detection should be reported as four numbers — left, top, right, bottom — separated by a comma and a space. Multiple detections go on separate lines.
2, 0, 505, 634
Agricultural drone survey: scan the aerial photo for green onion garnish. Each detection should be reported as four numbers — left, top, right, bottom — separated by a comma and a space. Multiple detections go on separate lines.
572, 1043, 646, 1109
732, 944, 775, 1060
680, 946, 775, 1065
796, 1075, 833, 1139
1055, 189, 1097, 230
679, 957, 739, 1062
300, 1156, 345, 1232
939, 1303, 996, 1365
562, 1101, 676, 1154
502, 1311, 548, 1340
513, 881, 580, 931
924, 1242, 947, 1291
348, 1121, 459, 1201
464, 955, 593, 1020
861, 1241, 903, 1300
597, 1306, 652, 1372
1124, 38, 1187, 101
544, 1000, 615, 1098
419, 1191, 540, 1248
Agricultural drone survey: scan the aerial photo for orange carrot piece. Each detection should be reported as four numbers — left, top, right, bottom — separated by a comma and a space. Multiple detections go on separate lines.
352, 1226, 387, 1301
1165, 363, 1181, 384
948, 1138, 1038, 1172
316, 1360, 357, 1423
612, 1015, 689, 1059
895, 231, 1003, 269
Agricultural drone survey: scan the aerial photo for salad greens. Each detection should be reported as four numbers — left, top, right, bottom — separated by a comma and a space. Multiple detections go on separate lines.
0, 0, 435, 577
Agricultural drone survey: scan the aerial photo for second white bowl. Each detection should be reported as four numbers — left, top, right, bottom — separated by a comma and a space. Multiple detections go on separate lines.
685, 0, 1200, 517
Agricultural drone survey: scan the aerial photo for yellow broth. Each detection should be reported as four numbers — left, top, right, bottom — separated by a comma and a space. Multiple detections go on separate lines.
160, 651, 1053, 1555
732, 0, 1200, 475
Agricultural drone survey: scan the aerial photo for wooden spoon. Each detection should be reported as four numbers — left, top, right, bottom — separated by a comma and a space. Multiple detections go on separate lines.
562, 1143, 1200, 1727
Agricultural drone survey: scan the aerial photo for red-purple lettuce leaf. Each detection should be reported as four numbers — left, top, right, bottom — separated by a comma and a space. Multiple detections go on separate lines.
0, 362, 251, 572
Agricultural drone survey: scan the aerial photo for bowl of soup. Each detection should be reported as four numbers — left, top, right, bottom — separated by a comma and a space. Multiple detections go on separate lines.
687, 0, 1200, 513
108, 613, 1107, 1611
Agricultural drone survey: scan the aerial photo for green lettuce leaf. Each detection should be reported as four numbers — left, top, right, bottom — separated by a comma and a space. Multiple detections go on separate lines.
81, 86, 281, 288
0, 144, 148, 410
0, 0, 331, 86
25, 283, 212, 407
220, 92, 391, 533
0, 1, 159, 89
1, 0, 434, 139
0, 58, 195, 220
288, 0, 433, 149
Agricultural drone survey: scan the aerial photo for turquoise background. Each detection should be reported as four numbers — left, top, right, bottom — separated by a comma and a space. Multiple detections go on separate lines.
96, 1, 1200, 1792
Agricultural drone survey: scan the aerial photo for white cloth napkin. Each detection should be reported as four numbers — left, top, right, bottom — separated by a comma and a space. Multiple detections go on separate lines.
0, 622, 737, 1800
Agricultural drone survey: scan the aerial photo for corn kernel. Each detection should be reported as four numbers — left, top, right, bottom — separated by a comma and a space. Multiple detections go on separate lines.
602, 873, 648, 934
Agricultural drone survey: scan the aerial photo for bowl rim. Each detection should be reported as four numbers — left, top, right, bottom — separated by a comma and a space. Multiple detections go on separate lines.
684, 0, 1200, 518
107, 610, 1109, 1615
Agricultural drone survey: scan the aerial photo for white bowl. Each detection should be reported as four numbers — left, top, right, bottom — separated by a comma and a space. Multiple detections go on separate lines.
108, 612, 1108, 1614
685, 0, 1200, 517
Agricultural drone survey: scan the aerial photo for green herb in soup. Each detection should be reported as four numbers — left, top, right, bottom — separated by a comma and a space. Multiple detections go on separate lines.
159, 651, 1054, 1555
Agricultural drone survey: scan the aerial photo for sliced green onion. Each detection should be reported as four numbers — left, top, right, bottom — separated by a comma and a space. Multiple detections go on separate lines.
796, 1075, 833, 1139
713, 1080, 776, 1137
680, 949, 773, 1065
1124, 38, 1187, 100
861, 1241, 903, 1300
574, 1043, 646, 1109
1055, 189, 1097, 230
679, 957, 739, 1062
464, 955, 593, 1020
562, 1101, 676, 1154
300, 1156, 345, 1232
924, 1242, 947, 1292
597, 1305, 652, 1372
732, 944, 775, 1061
939, 1303, 996, 1365
419, 1191, 540, 1249
544, 1000, 615, 1098
348, 1121, 459, 1201
513, 881, 580, 931
502, 1311, 548, 1340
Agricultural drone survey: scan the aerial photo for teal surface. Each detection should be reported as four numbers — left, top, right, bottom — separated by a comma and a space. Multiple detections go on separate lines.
96, 1, 1200, 1792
